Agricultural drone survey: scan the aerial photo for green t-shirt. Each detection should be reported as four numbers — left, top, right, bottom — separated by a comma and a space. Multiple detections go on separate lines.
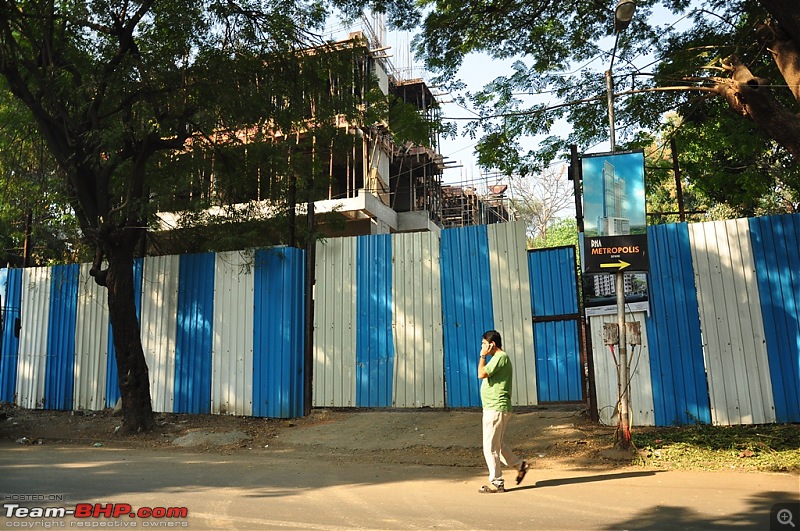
480, 350, 513, 412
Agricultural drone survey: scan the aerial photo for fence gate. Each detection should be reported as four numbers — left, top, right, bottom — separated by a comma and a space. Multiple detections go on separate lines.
528, 246, 584, 403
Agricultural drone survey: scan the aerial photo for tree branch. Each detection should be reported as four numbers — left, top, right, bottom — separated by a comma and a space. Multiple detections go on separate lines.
442, 85, 720, 120
89, 249, 108, 286
716, 55, 800, 161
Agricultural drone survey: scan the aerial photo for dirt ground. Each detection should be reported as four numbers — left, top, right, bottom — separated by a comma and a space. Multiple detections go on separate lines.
0, 403, 627, 470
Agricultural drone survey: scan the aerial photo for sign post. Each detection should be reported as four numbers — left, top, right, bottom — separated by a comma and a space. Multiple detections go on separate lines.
580, 150, 648, 448
583, 234, 648, 274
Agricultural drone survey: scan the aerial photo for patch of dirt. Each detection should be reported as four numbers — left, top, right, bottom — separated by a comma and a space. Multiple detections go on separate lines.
0, 403, 627, 470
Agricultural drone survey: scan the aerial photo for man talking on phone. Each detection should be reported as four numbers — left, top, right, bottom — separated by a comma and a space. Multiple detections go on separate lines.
477, 330, 529, 494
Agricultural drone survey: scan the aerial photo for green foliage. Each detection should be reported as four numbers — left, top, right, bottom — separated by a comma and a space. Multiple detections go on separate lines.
633, 423, 800, 473
530, 217, 578, 249
0, 0, 431, 259
637, 129, 724, 225
414, 0, 800, 215
673, 109, 800, 216
636, 112, 800, 224
0, 85, 85, 266
387, 95, 439, 148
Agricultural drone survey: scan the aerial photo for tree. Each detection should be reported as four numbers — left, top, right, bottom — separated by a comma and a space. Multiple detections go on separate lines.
0, 0, 420, 432
631, 117, 800, 223
414, 0, 800, 208
508, 164, 573, 246
531, 217, 578, 250
0, 87, 84, 266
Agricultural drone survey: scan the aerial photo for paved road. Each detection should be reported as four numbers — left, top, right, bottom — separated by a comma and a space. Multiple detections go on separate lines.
1, 444, 798, 530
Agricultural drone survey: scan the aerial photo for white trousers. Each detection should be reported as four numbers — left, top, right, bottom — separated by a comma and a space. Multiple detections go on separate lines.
482, 409, 523, 486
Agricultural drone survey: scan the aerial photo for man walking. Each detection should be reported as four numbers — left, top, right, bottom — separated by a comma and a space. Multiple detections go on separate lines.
477, 330, 529, 493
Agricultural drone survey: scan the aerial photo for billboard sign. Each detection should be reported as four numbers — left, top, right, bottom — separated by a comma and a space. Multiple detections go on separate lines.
581, 150, 648, 273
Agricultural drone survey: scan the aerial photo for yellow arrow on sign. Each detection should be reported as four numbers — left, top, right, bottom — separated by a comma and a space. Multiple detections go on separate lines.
600, 260, 631, 270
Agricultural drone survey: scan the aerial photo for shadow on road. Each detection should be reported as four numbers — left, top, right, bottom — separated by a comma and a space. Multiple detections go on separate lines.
605, 490, 799, 530
531, 470, 662, 489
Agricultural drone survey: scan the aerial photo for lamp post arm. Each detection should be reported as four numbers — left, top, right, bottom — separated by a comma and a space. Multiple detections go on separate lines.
607, 32, 620, 153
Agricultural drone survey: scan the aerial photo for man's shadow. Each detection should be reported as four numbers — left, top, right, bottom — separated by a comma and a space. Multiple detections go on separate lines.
512, 470, 661, 491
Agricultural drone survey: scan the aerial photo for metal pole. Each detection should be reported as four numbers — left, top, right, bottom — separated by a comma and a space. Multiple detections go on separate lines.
605, 70, 616, 154
616, 270, 631, 446
304, 139, 317, 417
608, 38, 631, 448
670, 137, 686, 222
304, 202, 315, 417
570, 145, 597, 420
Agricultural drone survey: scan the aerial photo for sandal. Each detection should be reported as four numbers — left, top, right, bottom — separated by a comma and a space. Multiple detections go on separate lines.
478, 484, 505, 494
516, 461, 529, 485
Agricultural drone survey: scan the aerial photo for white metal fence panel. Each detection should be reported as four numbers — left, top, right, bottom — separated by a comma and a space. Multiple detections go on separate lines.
212, 251, 254, 416
392, 231, 445, 407
140, 255, 179, 413
313, 237, 358, 407
589, 312, 655, 426
16, 267, 51, 409
689, 219, 775, 425
73, 264, 109, 410
488, 221, 538, 406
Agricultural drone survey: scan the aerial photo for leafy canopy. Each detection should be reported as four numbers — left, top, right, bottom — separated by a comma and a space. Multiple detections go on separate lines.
0, 0, 429, 259
414, 0, 800, 215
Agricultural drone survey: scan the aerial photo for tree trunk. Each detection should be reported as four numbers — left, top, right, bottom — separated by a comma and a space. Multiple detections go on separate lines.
717, 55, 800, 161
102, 235, 154, 433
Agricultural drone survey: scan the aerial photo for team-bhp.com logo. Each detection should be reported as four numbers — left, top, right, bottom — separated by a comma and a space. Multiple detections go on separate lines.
4, 502, 189, 527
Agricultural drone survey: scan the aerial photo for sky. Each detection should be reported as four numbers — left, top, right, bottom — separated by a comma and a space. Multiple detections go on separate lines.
365, 24, 615, 203
381, 4, 696, 185
332, 4, 697, 216
326, 16, 522, 191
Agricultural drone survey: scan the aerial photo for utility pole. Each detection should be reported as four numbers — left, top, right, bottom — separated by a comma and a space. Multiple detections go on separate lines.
606, 0, 637, 449
670, 138, 686, 222
569, 145, 597, 421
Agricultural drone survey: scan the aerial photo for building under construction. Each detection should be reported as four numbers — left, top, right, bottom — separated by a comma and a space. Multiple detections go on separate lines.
154, 20, 510, 246
440, 184, 511, 228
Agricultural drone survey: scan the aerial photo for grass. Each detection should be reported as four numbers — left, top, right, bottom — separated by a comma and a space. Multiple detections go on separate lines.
631, 423, 800, 473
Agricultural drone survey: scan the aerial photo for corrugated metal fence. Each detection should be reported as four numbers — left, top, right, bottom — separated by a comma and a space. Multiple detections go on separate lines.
313, 224, 539, 409
1, 247, 305, 418
590, 213, 799, 427
528, 246, 582, 403
438, 223, 537, 408
1, 215, 798, 426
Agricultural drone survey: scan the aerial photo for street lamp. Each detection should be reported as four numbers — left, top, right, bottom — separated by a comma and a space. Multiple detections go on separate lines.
605, 0, 636, 449
614, 0, 636, 32
606, 0, 636, 153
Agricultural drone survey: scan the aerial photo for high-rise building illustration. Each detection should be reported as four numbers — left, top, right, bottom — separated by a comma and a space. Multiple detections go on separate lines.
597, 160, 630, 236
592, 272, 647, 297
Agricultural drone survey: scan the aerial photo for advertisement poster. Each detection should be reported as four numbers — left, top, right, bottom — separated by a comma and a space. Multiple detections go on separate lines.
582, 151, 646, 238
580, 151, 649, 316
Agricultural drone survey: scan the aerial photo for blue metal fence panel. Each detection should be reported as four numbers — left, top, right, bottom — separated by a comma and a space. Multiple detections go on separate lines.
106, 258, 144, 407
355, 235, 395, 408
749, 214, 800, 423
1, 268, 22, 403
174, 253, 215, 414
45, 264, 79, 410
253, 247, 306, 418
530, 247, 579, 317
528, 247, 582, 402
441, 225, 494, 408
535, 320, 582, 402
645, 223, 710, 425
